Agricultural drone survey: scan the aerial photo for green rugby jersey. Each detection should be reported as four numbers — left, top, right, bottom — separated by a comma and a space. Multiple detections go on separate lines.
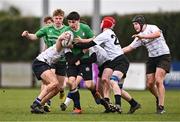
35, 24, 68, 47
35, 24, 68, 62
66, 23, 94, 59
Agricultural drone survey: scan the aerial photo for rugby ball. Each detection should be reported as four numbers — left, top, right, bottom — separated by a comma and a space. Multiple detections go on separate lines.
61, 31, 74, 47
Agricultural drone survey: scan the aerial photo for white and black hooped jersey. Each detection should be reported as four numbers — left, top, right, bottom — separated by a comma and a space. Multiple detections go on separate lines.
36, 45, 70, 65
93, 29, 124, 60
130, 24, 170, 57
89, 45, 110, 66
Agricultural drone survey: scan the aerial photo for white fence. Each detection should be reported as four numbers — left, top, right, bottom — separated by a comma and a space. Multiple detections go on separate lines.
0, 62, 146, 89
0, 62, 32, 87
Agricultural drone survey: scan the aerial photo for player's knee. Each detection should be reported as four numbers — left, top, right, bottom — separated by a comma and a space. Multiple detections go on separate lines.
155, 75, 164, 82
57, 84, 64, 91
146, 81, 154, 89
85, 83, 94, 90
51, 81, 60, 90
156, 80, 164, 87
101, 77, 109, 84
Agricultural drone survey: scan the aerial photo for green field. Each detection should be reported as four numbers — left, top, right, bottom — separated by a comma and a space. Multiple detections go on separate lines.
0, 88, 180, 121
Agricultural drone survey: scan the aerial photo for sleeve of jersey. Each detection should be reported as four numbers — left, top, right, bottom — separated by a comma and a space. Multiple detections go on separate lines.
93, 32, 106, 45
35, 27, 46, 38
150, 25, 160, 33
129, 39, 142, 49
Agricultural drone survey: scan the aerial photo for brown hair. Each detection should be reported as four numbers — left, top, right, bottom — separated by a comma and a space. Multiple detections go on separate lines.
53, 9, 65, 17
43, 16, 53, 23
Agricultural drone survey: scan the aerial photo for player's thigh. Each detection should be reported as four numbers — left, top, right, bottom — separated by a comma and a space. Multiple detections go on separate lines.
41, 69, 59, 85
101, 68, 113, 82
146, 73, 155, 86
76, 75, 83, 87
155, 67, 166, 82
56, 75, 65, 86
85, 80, 95, 89
32, 59, 51, 81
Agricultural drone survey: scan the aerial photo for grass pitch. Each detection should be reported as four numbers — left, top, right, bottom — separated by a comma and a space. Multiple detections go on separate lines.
0, 88, 180, 121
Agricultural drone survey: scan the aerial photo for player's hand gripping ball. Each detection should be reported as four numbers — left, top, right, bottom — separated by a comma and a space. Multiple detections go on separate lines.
61, 31, 74, 47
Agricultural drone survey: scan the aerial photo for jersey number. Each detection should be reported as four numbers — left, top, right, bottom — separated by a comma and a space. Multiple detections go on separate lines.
111, 34, 120, 45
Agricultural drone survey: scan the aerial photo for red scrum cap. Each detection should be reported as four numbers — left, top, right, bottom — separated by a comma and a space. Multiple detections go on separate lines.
100, 16, 116, 29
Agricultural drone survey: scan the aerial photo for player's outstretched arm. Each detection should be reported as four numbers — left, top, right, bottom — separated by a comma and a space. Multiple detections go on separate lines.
122, 45, 134, 54
74, 36, 95, 43
74, 41, 96, 49
21, 31, 38, 41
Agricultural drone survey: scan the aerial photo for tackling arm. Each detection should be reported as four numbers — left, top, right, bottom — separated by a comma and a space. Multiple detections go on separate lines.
122, 45, 134, 54
74, 41, 96, 49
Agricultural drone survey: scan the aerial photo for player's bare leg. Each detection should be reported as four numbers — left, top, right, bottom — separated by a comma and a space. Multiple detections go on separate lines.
146, 73, 159, 112
31, 70, 60, 114
121, 89, 141, 114
155, 67, 166, 114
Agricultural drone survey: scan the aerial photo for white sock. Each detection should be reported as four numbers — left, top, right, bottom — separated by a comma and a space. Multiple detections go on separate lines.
64, 97, 72, 107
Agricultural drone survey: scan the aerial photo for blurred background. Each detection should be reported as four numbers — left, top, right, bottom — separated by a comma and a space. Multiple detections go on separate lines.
0, 0, 180, 89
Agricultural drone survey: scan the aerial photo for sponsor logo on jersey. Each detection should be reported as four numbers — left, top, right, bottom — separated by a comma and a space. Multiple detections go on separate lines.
85, 67, 90, 71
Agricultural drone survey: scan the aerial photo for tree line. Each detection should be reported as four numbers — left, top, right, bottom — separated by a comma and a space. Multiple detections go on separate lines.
0, 8, 180, 62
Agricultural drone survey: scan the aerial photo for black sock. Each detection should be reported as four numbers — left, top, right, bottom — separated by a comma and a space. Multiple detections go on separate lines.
47, 99, 51, 106
91, 89, 96, 97
128, 98, 137, 107
100, 99, 109, 110
114, 94, 121, 106
91, 89, 101, 104
34, 97, 41, 106
158, 105, 164, 110
60, 90, 64, 94
104, 97, 110, 103
156, 97, 159, 105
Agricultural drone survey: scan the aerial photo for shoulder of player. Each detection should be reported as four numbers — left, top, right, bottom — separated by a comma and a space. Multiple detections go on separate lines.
144, 24, 160, 32
38, 25, 54, 32
102, 29, 115, 35
146, 24, 159, 29
79, 23, 91, 29
45, 24, 54, 29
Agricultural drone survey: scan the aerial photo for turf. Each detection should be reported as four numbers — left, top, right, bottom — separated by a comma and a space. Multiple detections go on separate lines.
0, 88, 180, 121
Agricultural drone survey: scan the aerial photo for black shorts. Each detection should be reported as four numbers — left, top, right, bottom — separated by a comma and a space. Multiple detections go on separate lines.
54, 61, 67, 76
50, 63, 56, 69
79, 64, 92, 81
146, 54, 171, 74
98, 60, 111, 77
32, 59, 51, 80
107, 55, 129, 78
67, 64, 93, 81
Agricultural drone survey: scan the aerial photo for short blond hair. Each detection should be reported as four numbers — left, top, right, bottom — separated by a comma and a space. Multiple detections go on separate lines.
53, 9, 64, 17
